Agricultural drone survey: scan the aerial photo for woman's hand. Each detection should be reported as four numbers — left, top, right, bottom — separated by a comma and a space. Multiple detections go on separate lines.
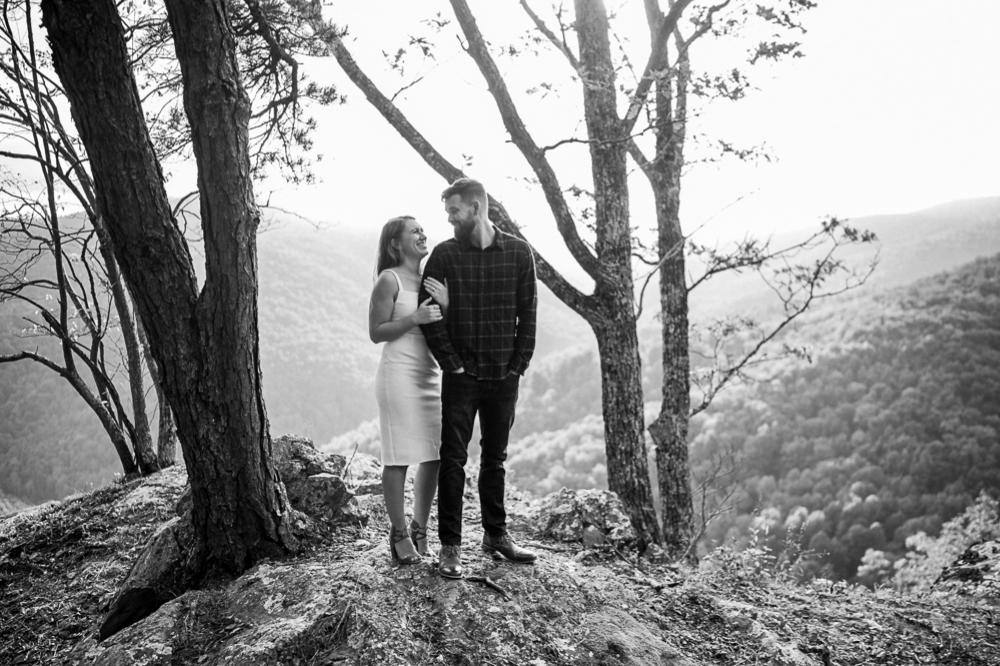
412, 298, 443, 325
424, 276, 449, 309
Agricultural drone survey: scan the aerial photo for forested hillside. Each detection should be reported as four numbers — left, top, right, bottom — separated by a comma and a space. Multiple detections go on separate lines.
494, 252, 1000, 584
694, 252, 1000, 584
2, 199, 998, 510
0, 214, 591, 504
0, 302, 119, 503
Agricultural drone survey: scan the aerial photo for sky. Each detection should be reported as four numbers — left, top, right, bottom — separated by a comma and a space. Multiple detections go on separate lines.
176, 0, 997, 278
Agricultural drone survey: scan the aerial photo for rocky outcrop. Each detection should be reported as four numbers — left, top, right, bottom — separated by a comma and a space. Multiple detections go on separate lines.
935, 539, 1000, 598
100, 436, 372, 641
522, 487, 637, 546
5, 445, 1000, 666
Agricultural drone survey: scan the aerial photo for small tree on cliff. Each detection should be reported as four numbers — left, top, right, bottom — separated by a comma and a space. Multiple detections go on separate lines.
297, 0, 875, 555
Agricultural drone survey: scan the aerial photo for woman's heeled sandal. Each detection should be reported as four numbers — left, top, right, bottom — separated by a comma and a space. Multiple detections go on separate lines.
409, 519, 435, 557
390, 526, 422, 565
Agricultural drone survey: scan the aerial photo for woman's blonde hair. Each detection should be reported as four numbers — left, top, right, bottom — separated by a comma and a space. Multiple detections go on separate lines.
374, 215, 415, 280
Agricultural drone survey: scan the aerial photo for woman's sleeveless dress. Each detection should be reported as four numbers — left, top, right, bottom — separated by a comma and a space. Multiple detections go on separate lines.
375, 270, 442, 465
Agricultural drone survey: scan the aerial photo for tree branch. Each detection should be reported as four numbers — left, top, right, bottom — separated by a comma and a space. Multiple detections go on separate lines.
0, 349, 65, 375
689, 224, 879, 415
620, 0, 696, 137
448, 0, 601, 280
287, 0, 597, 317
519, 0, 580, 69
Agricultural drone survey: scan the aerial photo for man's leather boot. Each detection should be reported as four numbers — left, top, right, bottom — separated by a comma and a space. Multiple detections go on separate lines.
438, 544, 463, 579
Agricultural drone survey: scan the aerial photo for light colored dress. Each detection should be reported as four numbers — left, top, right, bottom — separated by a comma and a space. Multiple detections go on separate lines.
375, 270, 442, 465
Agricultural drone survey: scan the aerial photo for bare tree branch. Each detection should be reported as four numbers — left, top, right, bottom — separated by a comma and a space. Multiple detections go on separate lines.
287, 0, 597, 317
449, 0, 601, 280
620, 0, 696, 136
519, 0, 580, 69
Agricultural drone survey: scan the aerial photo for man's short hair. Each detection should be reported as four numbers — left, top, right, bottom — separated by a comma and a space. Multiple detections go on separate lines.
441, 177, 487, 206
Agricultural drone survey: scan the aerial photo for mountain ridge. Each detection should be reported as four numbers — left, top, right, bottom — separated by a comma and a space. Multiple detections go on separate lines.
1, 196, 998, 505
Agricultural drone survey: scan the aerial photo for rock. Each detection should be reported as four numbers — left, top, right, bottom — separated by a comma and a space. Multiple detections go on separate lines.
582, 524, 607, 548
82, 557, 364, 665
273, 434, 346, 479
295, 473, 356, 524
535, 487, 637, 544
344, 494, 386, 527
99, 517, 196, 641
272, 435, 364, 525
935, 539, 1000, 598
577, 608, 693, 666
84, 592, 203, 665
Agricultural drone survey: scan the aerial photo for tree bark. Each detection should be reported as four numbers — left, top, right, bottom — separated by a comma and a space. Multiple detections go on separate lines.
164, 0, 295, 568
41, 0, 295, 572
591, 313, 662, 547
644, 28, 695, 558
575, 0, 662, 546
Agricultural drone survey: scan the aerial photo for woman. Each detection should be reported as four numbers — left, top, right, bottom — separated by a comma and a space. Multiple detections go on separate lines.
369, 215, 448, 565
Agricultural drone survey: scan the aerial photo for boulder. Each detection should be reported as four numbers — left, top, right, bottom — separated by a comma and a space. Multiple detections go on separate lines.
272, 435, 366, 525
104, 436, 370, 642
535, 487, 637, 544
99, 516, 197, 641
577, 608, 693, 666
272, 434, 346, 479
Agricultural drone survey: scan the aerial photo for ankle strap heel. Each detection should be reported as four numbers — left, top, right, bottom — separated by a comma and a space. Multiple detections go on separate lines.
390, 526, 421, 565
409, 519, 434, 557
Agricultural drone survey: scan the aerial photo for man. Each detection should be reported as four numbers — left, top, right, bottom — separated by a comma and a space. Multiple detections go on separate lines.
419, 177, 538, 579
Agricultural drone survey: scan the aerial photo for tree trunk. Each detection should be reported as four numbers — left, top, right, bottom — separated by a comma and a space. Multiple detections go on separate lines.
647, 45, 695, 559
592, 311, 662, 547
648, 213, 694, 556
41, 0, 295, 572
95, 217, 160, 474
576, 0, 662, 547
137, 317, 178, 468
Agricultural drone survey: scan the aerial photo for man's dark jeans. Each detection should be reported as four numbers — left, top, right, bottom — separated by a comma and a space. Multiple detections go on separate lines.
438, 371, 519, 546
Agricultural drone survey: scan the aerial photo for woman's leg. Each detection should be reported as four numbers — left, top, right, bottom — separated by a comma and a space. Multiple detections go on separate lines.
382, 465, 419, 559
411, 460, 440, 554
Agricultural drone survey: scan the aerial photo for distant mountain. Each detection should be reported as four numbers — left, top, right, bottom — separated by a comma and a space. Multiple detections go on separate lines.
1, 197, 997, 504
683, 196, 1000, 324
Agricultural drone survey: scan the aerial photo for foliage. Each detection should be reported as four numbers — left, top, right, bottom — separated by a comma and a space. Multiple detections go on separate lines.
892, 492, 1000, 593
695, 253, 1000, 583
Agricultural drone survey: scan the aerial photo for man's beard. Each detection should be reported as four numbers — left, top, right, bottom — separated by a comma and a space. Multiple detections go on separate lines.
453, 217, 475, 241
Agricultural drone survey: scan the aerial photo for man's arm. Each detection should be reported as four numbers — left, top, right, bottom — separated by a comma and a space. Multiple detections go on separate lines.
509, 245, 537, 376
419, 247, 463, 372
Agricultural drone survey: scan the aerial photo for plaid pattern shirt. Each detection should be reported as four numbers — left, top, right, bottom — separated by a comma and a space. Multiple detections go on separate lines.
419, 227, 537, 379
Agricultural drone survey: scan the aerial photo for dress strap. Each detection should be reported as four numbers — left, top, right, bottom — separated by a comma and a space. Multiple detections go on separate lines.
384, 269, 403, 295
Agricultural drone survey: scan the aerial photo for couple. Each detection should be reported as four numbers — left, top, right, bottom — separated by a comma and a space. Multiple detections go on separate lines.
368, 177, 538, 579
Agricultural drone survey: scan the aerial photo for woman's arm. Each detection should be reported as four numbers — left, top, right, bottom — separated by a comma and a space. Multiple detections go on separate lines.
369, 272, 442, 343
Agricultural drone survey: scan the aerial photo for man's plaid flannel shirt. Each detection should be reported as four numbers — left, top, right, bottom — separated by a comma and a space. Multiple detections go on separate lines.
419, 228, 537, 379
